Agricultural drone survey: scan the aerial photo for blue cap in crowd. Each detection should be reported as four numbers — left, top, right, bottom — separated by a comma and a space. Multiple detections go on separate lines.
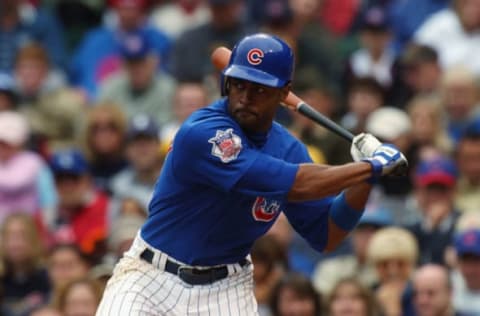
126, 114, 160, 141
358, 207, 393, 228
455, 229, 480, 257
415, 156, 458, 188
119, 31, 153, 61
50, 149, 89, 175
361, 6, 389, 31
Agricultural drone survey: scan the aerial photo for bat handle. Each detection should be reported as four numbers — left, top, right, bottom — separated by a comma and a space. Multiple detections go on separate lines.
296, 102, 354, 142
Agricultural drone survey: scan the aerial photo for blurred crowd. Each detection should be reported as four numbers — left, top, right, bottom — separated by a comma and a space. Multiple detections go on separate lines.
1, 0, 480, 315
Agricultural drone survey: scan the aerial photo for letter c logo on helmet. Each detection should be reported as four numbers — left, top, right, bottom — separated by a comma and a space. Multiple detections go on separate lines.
247, 48, 264, 65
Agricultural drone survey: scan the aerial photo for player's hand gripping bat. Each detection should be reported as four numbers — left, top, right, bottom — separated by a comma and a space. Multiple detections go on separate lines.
211, 46, 408, 176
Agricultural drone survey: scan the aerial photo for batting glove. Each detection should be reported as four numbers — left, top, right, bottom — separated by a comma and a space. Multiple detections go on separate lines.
363, 144, 409, 179
351, 133, 382, 162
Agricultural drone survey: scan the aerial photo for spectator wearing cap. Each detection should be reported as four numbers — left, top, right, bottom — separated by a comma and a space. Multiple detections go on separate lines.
98, 30, 176, 126
451, 229, 480, 314
170, 0, 254, 82
0, 111, 57, 227
312, 206, 392, 295
454, 118, 480, 213
110, 114, 164, 213
49, 149, 110, 264
342, 6, 397, 100
406, 156, 461, 266
70, 0, 171, 99
0, 73, 17, 111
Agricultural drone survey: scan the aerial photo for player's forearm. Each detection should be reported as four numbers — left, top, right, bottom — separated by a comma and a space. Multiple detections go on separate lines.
287, 162, 372, 202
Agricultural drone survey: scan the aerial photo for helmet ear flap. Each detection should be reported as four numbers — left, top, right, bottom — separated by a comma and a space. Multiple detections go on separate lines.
221, 75, 230, 96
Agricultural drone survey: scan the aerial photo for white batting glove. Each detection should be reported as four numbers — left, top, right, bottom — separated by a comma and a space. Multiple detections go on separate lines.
363, 144, 409, 179
351, 133, 382, 162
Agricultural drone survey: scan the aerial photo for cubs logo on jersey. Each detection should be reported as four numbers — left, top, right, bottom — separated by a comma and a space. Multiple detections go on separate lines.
247, 48, 264, 65
252, 197, 281, 222
208, 128, 242, 163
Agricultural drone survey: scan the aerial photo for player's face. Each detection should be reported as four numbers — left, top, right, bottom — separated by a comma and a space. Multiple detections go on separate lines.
227, 78, 289, 133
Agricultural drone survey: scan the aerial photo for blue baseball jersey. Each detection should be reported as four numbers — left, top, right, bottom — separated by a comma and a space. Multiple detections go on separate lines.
141, 98, 334, 266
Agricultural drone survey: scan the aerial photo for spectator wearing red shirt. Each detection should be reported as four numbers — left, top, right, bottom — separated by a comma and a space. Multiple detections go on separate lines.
49, 149, 110, 264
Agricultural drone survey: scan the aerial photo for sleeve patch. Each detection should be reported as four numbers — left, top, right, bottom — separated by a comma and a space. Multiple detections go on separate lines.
208, 128, 242, 163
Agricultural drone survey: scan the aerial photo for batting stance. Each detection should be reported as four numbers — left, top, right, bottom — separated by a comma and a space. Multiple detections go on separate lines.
96, 33, 406, 315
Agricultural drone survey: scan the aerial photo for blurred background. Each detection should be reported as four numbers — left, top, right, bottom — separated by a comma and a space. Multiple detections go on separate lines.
1, 0, 480, 315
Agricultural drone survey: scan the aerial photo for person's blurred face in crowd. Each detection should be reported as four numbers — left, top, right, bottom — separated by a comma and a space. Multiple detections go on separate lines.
115, 2, 145, 31
375, 257, 412, 283
48, 246, 89, 290
55, 173, 91, 208
360, 29, 391, 59
456, 137, 480, 185
457, 0, 480, 31
277, 286, 317, 316
14, 47, 49, 97
415, 183, 455, 217
288, 0, 320, 20
88, 111, 125, 157
0, 92, 16, 110
348, 88, 383, 121
126, 135, 161, 173
442, 74, 477, 122
294, 88, 335, 131
61, 281, 100, 316
404, 62, 441, 93
173, 82, 208, 123
413, 265, 452, 316
30, 306, 62, 316
329, 281, 370, 316
125, 56, 158, 91
458, 254, 480, 290
209, 0, 244, 29
1, 215, 39, 267
408, 98, 442, 146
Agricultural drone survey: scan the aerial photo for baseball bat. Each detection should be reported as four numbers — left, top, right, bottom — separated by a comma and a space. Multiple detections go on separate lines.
211, 47, 354, 142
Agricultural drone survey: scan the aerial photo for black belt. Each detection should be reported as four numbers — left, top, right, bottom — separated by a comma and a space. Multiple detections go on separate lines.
140, 248, 249, 285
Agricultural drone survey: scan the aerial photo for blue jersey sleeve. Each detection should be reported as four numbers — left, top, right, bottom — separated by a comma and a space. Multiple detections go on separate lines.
171, 119, 298, 196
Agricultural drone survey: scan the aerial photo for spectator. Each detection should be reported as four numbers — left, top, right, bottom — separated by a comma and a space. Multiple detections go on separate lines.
110, 114, 164, 212
98, 30, 176, 126
170, 0, 253, 82
414, 0, 480, 76
455, 118, 480, 213
367, 227, 418, 316
407, 156, 461, 265
251, 235, 288, 316
327, 277, 380, 316
342, 7, 396, 97
412, 264, 460, 316
54, 278, 103, 316
269, 273, 322, 316
160, 81, 209, 149
29, 305, 62, 316
13, 44, 86, 154
451, 229, 480, 315
394, 44, 442, 107
150, 0, 211, 39
0, 73, 17, 111
0, 0, 66, 72
407, 95, 453, 155
70, 0, 171, 99
439, 66, 480, 144
340, 77, 385, 135
106, 213, 145, 262
49, 149, 110, 263
312, 207, 391, 295
82, 102, 128, 193
47, 244, 90, 299
0, 111, 57, 227
0, 213, 51, 316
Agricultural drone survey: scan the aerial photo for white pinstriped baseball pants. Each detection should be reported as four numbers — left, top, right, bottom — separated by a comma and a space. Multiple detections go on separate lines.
96, 233, 259, 316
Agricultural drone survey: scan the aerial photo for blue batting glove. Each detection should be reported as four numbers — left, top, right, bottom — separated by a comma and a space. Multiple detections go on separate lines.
362, 144, 408, 180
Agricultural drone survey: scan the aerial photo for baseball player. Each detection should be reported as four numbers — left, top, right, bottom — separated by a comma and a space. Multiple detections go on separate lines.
96, 33, 407, 315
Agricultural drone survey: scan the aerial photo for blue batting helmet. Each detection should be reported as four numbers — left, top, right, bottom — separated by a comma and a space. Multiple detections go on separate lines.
222, 33, 294, 92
